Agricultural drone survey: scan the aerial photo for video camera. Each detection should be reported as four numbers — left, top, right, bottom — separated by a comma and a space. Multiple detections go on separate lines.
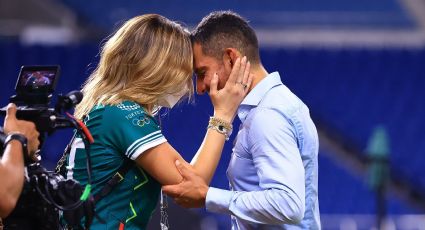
0, 65, 83, 134
0, 66, 95, 230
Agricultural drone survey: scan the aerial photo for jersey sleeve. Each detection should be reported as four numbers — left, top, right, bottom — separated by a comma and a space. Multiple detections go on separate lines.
102, 102, 167, 160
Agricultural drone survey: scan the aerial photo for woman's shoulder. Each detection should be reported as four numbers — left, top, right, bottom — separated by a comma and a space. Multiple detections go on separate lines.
103, 101, 146, 117
114, 101, 144, 112
103, 101, 159, 127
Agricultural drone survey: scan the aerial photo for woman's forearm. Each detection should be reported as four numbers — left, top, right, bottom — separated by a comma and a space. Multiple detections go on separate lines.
190, 129, 227, 184
190, 112, 232, 184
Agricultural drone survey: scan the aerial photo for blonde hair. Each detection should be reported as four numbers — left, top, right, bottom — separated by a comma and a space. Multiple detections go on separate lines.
74, 14, 194, 119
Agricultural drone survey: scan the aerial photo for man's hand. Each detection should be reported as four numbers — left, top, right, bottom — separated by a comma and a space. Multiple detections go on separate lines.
3, 103, 40, 154
162, 160, 209, 208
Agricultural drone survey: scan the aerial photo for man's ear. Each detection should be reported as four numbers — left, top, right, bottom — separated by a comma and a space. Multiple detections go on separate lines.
223, 48, 241, 70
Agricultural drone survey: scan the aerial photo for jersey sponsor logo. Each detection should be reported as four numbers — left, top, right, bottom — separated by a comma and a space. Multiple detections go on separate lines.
125, 110, 144, 120
132, 116, 151, 127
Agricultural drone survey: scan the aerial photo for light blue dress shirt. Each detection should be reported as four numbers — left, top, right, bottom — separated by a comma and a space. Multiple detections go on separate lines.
206, 72, 321, 229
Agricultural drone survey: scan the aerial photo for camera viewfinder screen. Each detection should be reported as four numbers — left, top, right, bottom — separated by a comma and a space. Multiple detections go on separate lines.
18, 70, 56, 90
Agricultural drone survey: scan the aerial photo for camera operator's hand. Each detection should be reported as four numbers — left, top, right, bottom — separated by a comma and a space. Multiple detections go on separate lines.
3, 103, 40, 155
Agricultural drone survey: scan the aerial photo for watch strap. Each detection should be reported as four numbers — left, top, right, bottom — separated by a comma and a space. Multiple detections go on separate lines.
4, 133, 30, 163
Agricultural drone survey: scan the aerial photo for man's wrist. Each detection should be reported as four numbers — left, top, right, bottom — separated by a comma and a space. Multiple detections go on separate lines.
201, 186, 209, 206
4, 133, 30, 163
205, 187, 234, 215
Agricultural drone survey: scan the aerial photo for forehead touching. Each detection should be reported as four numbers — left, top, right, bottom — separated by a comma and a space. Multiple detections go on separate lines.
193, 43, 220, 74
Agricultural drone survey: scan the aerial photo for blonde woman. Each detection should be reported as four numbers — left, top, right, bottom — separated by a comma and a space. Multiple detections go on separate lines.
64, 14, 252, 229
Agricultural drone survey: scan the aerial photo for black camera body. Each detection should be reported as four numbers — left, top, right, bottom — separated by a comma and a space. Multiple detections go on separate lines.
3, 65, 59, 129
3, 162, 84, 230
0, 65, 86, 230
0, 65, 81, 134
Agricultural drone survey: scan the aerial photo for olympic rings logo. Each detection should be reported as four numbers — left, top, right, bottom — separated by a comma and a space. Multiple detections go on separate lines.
132, 116, 151, 127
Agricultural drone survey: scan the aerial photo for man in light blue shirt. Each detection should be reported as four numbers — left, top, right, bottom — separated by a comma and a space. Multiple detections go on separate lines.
163, 11, 320, 229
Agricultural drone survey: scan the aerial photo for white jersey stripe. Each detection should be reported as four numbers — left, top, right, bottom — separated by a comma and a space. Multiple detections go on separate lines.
66, 137, 84, 179
127, 133, 163, 158
130, 137, 167, 160
126, 130, 162, 156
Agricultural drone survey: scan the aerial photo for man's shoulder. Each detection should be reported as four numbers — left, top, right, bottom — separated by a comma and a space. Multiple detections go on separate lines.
260, 84, 306, 116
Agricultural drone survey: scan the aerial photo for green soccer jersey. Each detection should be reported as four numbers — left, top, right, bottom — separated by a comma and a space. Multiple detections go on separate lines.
65, 101, 165, 229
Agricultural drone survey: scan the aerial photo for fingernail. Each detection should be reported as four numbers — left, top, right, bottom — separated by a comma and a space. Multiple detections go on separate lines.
175, 160, 181, 166
243, 56, 247, 61
214, 73, 218, 79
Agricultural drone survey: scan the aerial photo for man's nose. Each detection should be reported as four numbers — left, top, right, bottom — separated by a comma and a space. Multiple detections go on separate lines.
196, 78, 207, 95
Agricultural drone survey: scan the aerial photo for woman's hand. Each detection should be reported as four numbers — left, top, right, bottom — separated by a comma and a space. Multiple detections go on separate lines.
209, 56, 253, 122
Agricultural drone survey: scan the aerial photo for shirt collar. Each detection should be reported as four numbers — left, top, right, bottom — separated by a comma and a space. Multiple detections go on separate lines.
237, 71, 283, 121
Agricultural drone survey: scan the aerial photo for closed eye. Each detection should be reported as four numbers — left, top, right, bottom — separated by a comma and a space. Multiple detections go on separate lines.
194, 69, 206, 79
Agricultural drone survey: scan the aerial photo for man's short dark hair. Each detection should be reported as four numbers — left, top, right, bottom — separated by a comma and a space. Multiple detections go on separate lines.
191, 11, 260, 64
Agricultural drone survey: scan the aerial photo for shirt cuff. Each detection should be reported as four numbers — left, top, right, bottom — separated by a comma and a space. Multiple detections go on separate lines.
205, 187, 234, 215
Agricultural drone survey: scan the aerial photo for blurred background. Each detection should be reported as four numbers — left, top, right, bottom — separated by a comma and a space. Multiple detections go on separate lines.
0, 0, 424, 229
